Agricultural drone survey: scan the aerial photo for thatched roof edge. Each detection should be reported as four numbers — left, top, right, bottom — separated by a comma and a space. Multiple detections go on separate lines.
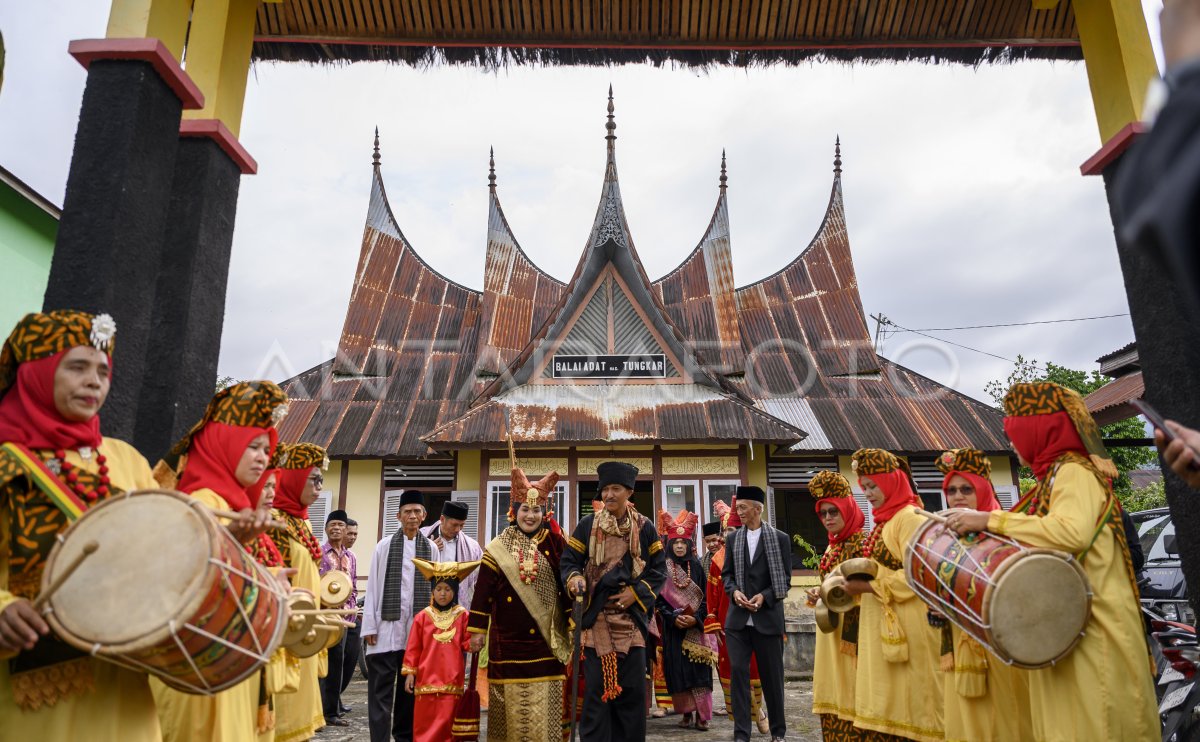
250, 43, 1083, 69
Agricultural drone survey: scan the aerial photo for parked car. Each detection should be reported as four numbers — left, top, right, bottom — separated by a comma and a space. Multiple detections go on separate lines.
1134, 507, 1193, 624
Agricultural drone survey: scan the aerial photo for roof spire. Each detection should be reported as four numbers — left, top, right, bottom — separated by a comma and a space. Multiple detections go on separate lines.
719, 149, 728, 192
488, 146, 496, 192
605, 85, 617, 151
833, 135, 841, 175
373, 126, 381, 169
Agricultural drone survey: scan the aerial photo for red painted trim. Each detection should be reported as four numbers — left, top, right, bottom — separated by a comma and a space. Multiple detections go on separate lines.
179, 119, 258, 175
69, 38, 204, 110
1080, 122, 1148, 176
254, 35, 1081, 52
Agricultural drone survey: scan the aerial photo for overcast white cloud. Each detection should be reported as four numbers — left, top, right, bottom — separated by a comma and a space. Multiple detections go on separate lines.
0, 2, 1166, 405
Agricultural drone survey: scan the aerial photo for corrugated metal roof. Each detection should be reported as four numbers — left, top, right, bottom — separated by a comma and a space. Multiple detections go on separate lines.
754, 398, 832, 450
1084, 371, 1144, 426
422, 384, 806, 447
281, 129, 1007, 458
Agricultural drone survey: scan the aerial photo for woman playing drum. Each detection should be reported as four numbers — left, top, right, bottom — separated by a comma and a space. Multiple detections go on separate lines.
0, 311, 162, 741
268, 442, 331, 742
804, 471, 866, 740
841, 448, 943, 742
151, 380, 289, 742
945, 383, 1157, 741
933, 448, 1030, 742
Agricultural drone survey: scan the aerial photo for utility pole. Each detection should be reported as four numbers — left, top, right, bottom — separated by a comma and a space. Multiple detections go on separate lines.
870, 313, 890, 355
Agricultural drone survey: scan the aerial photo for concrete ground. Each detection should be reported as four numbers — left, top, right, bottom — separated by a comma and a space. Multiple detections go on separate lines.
317, 677, 821, 740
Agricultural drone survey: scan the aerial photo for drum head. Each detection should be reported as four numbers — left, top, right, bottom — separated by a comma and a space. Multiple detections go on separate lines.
987, 552, 1091, 668
47, 491, 212, 648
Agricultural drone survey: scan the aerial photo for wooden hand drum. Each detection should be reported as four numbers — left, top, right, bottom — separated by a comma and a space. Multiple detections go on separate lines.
905, 518, 1092, 668
41, 489, 288, 694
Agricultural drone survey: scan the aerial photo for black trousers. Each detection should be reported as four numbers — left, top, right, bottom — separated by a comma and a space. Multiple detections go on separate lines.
341, 617, 362, 694
580, 646, 646, 742
366, 649, 414, 742
320, 633, 346, 719
727, 627, 786, 740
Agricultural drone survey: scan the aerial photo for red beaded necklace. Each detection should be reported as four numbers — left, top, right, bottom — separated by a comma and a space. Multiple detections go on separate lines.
52, 447, 109, 502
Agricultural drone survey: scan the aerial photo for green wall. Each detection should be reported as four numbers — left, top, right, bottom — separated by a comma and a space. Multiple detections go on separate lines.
0, 180, 56, 333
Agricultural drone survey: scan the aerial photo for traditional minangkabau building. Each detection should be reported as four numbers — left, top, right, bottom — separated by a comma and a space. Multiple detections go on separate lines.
279, 97, 1017, 573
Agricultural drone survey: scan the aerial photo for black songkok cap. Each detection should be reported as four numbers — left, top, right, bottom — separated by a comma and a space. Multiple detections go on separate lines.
596, 461, 638, 491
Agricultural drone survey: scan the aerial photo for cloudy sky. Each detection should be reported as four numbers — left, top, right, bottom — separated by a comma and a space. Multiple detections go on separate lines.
0, 2, 1165, 405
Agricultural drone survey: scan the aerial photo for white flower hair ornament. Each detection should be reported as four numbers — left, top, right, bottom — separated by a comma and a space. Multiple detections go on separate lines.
89, 313, 117, 353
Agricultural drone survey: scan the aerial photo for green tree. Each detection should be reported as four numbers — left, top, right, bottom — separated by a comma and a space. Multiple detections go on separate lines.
792, 533, 820, 569
986, 358, 1157, 497
215, 375, 238, 392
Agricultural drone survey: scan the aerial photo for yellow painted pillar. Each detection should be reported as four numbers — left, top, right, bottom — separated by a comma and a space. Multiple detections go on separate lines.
181, 0, 259, 136
345, 459, 384, 578
1073, 0, 1159, 143
106, 0, 193, 60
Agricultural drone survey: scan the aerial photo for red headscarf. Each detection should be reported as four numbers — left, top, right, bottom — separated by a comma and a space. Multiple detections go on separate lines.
940, 470, 1000, 512
274, 466, 316, 519
1004, 411, 1088, 480
178, 422, 277, 511
0, 351, 103, 451
247, 468, 280, 509
859, 470, 922, 525
814, 496, 865, 545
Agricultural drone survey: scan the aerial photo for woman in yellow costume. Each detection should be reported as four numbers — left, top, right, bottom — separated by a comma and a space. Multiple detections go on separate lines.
151, 379, 289, 742
946, 383, 1158, 741
268, 442, 330, 741
804, 471, 866, 740
842, 448, 943, 741
0, 310, 161, 740
932, 448, 1030, 742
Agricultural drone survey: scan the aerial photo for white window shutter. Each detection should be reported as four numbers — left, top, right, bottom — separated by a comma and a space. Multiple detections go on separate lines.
308, 490, 332, 542
766, 485, 776, 527
853, 491, 874, 533
995, 485, 1018, 511
451, 491, 480, 543
382, 490, 403, 539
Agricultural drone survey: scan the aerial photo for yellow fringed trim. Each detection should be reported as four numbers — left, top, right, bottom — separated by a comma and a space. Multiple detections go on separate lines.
256, 704, 275, 734
839, 639, 857, 657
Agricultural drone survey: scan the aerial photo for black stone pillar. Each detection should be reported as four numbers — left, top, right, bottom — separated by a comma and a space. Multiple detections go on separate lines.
1103, 163, 1200, 621
45, 60, 182, 442
133, 136, 242, 461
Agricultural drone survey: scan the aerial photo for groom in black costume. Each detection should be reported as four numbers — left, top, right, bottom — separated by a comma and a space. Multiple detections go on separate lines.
561, 461, 666, 741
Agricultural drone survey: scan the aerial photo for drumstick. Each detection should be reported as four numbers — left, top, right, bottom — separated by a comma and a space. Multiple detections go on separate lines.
34, 541, 99, 611
915, 509, 951, 525
207, 507, 287, 531
289, 608, 359, 616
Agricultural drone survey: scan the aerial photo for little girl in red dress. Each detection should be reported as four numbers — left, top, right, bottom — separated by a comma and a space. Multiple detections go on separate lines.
402, 558, 480, 742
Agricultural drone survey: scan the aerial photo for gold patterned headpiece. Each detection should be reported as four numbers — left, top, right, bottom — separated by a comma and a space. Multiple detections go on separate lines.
168, 381, 289, 459
808, 470, 853, 500
275, 441, 329, 471
936, 448, 991, 479
0, 310, 117, 398
1003, 381, 1116, 478
412, 557, 481, 585
850, 448, 901, 476
713, 499, 732, 530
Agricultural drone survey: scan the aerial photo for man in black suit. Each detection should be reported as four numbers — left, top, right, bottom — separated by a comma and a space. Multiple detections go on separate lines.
721, 486, 790, 742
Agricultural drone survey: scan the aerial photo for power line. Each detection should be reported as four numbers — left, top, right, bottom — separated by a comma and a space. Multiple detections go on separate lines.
881, 319, 1016, 363
894, 313, 1130, 333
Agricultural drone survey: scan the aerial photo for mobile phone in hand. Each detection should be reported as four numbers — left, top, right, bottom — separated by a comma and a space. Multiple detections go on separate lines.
1132, 399, 1200, 470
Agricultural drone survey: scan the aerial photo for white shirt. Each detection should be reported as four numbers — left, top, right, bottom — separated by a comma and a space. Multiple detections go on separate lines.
744, 525, 763, 626
361, 532, 418, 655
